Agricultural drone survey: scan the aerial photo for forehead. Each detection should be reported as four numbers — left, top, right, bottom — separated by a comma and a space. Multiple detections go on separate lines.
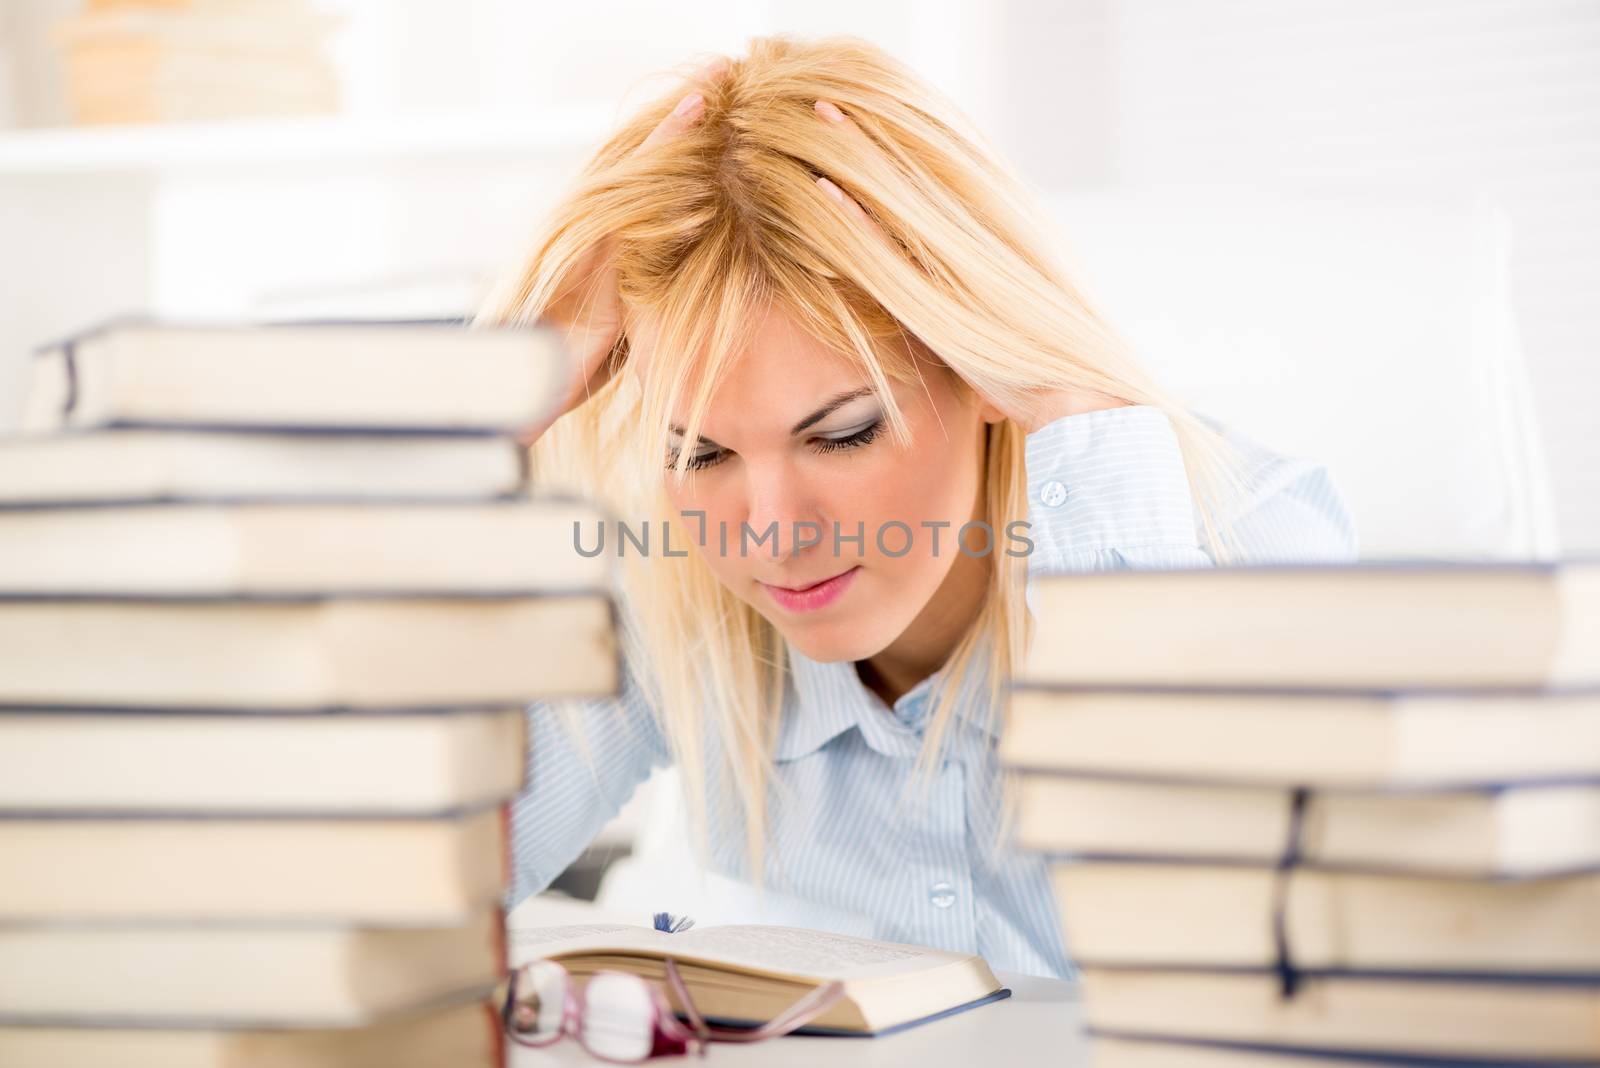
722, 301, 859, 390
662, 302, 882, 436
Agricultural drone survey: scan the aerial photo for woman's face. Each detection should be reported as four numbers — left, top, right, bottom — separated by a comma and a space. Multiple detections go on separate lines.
641, 300, 1001, 663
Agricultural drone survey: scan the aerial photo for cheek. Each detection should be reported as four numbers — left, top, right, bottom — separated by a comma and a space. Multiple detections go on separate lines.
854, 424, 981, 550
663, 476, 744, 577
664, 471, 734, 519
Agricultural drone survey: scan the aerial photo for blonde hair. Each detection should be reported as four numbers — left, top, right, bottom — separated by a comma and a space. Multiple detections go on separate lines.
478, 34, 1251, 893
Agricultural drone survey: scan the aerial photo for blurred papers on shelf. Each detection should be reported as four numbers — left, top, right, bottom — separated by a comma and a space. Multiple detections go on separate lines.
54, 0, 341, 125
1005, 562, 1600, 1065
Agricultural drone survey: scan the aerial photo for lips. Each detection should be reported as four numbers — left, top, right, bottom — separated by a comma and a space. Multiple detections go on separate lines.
770, 570, 852, 593
760, 566, 861, 613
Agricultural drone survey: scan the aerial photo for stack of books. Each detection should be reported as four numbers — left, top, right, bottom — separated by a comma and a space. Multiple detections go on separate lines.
54, 0, 340, 125
1003, 562, 1600, 1066
0, 319, 616, 1067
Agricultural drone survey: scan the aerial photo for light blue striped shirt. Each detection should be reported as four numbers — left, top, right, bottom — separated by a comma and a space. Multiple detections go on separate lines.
509, 404, 1360, 979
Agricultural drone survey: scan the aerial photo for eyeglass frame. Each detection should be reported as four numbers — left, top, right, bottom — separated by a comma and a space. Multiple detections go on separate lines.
500, 955, 849, 1062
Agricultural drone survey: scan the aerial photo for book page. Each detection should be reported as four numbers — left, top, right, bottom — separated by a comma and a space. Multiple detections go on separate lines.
508, 923, 656, 964
510, 922, 983, 984
659, 925, 961, 981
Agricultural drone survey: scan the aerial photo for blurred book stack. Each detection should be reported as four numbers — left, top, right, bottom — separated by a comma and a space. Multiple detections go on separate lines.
54, 0, 341, 125
0, 319, 615, 1067
1003, 562, 1600, 1066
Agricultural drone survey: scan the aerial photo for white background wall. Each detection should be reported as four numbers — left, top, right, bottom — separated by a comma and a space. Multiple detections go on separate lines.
2, 0, 1597, 547
1071, 0, 1600, 551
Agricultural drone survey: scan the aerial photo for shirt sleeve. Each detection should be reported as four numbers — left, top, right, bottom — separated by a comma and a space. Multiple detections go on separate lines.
1021, 404, 1360, 576
506, 607, 673, 907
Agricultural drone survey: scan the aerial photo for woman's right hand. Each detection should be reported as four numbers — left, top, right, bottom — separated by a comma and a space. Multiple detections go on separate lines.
522, 59, 727, 445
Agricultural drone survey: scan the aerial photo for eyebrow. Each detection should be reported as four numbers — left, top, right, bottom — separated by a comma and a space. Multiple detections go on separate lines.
668, 387, 877, 444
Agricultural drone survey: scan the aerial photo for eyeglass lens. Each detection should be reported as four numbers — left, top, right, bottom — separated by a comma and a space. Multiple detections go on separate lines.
510, 961, 665, 1062
508, 960, 568, 1041
582, 972, 659, 1062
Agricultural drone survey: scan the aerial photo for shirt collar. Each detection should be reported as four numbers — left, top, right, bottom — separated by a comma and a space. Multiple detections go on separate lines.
775, 639, 1002, 763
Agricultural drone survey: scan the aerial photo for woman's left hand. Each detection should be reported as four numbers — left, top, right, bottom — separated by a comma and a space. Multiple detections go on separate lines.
811, 98, 1133, 435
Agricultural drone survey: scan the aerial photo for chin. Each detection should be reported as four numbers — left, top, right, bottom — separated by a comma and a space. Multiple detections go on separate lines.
781, 630, 871, 664
768, 610, 902, 665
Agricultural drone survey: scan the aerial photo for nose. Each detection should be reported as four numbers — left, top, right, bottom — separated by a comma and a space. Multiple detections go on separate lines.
743, 459, 819, 562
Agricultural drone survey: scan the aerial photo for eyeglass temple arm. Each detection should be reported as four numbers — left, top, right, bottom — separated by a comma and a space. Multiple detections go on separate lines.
679, 972, 849, 1043
663, 959, 710, 1036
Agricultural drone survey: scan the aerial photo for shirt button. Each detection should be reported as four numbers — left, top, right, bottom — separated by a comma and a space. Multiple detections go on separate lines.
928, 881, 957, 909
1038, 480, 1068, 508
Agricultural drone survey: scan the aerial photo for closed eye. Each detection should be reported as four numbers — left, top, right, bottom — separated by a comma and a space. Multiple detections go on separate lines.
669, 445, 726, 471
664, 417, 884, 471
810, 417, 883, 455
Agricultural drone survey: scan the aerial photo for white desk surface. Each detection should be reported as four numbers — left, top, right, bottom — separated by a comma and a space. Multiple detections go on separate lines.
506, 893, 1090, 1067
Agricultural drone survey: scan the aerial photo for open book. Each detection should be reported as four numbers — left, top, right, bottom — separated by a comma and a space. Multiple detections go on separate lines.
509, 922, 1010, 1037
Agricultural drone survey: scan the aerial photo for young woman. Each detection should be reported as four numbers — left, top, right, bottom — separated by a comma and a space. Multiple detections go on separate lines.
480, 35, 1358, 980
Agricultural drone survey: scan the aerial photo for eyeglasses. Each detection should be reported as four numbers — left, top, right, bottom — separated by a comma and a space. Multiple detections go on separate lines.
501, 957, 847, 1062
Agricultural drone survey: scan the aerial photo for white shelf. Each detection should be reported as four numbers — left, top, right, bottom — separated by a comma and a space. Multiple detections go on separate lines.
0, 108, 613, 175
